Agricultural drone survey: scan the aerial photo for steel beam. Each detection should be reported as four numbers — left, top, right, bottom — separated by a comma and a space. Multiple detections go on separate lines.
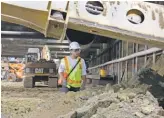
1, 38, 69, 44
1, 53, 25, 57
51, 51, 70, 54
1, 38, 101, 49
1, 31, 46, 38
51, 54, 69, 58
2, 50, 27, 53
68, 1, 164, 48
1, 31, 40, 35
1, 1, 49, 35
2, 44, 97, 52
2, 44, 69, 48
2, 1, 164, 48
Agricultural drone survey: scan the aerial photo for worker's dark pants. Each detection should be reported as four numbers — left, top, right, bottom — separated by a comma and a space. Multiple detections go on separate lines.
68, 86, 80, 92
60, 86, 80, 93
60, 79, 80, 92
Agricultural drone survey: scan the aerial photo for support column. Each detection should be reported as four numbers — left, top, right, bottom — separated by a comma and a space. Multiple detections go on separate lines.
144, 45, 148, 65
125, 41, 128, 81
135, 44, 138, 72
118, 41, 121, 84
153, 52, 156, 64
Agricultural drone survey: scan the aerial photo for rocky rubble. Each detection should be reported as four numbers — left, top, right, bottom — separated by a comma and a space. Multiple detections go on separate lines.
58, 84, 164, 118
58, 55, 164, 118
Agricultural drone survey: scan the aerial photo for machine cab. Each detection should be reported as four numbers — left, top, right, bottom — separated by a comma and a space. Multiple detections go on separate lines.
25, 48, 40, 63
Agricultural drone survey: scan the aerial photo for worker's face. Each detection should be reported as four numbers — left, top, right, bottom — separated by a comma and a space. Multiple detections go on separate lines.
71, 49, 81, 57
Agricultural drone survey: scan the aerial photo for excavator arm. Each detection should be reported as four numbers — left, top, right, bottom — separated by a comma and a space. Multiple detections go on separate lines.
1, 1, 164, 48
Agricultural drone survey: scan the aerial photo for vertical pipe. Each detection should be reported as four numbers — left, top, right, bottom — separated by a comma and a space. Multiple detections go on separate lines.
120, 41, 123, 79
144, 45, 148, 65
125, 41, 128, 81
102, 43, 108, 49
117, 62, 120, 84
135, 44, 138, 72
132, 43, 135, 77
118, 41, 121, 84
122, 41, 124, 58
153, 52, 156, 64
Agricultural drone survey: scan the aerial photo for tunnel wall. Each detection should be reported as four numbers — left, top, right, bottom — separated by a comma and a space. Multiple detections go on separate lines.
89, 39, 163, 82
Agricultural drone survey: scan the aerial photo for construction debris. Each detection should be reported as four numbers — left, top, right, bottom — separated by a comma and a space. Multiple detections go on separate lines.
58, 84, 164, 118
58, 55, 164, 118
1, 82, 105, 118
2, 55, 164, 118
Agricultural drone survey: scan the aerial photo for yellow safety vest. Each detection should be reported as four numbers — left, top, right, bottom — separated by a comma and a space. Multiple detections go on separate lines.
64, 56, 82, 88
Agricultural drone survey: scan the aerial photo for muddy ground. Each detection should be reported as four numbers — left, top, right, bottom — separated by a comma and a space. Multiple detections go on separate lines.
1, 81, 105, 118
1, 55, 164, 118
2, 80, 164, 118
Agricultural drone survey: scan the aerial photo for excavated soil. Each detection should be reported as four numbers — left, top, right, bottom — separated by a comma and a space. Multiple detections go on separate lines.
58, 86, 164, 118
58, 54, 164, 118
2, 54, 164, 118
1, 82, 105, 118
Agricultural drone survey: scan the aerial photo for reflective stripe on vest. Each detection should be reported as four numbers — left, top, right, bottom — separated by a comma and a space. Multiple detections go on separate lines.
64, 56, 69, 78
64, 56, 82, 88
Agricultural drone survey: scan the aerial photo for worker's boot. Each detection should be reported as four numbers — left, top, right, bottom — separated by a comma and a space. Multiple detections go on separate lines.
60, 87, 69, 93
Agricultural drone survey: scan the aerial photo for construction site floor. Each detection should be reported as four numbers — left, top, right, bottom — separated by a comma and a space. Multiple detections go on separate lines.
1, 55, 164, 118
1, 81, 164, 118
1, 81, 105, 118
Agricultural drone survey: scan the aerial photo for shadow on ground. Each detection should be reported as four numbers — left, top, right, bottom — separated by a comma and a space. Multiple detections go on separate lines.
138, 68, 164, 107
134, 54, 164, 108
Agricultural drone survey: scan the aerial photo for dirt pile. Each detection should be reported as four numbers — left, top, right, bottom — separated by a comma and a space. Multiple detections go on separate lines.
58, 84, 164, 118
121, 54, 164, 107
58, 54, 164, 118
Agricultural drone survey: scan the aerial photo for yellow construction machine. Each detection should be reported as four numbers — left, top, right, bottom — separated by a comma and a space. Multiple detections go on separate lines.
23, 45, 58, 88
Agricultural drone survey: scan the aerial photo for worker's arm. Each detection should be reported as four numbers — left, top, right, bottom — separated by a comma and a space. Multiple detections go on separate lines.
59, 72, 65, 80
81, 59, 87, 90
58, 59, 66, 85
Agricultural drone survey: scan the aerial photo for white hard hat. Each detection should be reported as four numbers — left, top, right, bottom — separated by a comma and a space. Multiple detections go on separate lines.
69, 42, 81, 50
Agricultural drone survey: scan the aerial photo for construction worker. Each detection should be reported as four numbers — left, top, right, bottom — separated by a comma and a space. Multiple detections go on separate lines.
58, 42, 87, 92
